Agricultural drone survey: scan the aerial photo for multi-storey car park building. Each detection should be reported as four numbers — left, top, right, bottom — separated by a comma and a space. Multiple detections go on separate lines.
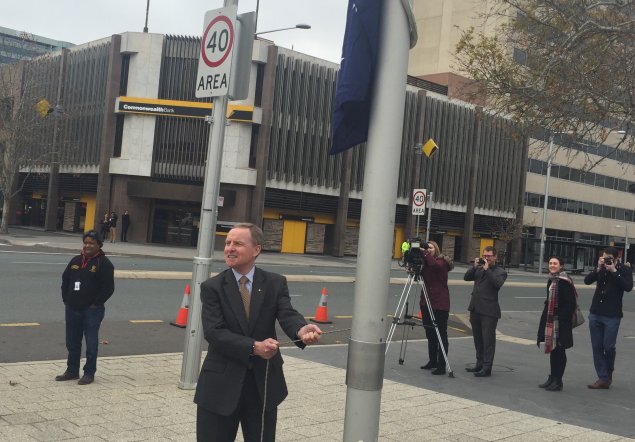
408, 0, 634, 268
4, 31, 532, 264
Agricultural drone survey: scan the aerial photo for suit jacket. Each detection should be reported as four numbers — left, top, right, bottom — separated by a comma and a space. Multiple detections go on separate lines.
464, 265, 507, 318
194, 267, 307, 416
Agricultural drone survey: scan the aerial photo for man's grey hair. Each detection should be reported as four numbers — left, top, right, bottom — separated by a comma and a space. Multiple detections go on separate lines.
232, 223, 264, 246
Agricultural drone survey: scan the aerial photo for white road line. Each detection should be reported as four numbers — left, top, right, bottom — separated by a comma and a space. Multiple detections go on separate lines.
502, 311, 542, 313
0, 250, 74, 255
12, 261, 67, 265
290, 294, 302, 297
515, 297, 544, 299
0, 250, 124, 257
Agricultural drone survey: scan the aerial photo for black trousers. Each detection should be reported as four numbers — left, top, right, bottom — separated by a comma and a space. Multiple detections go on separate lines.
469, 311, 498, 371
550, 346, 567, 380
421, 306, 449, 369
197, 369, 277, 442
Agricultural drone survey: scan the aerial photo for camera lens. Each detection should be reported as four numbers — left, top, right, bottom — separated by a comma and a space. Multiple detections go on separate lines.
477, 258, 485, 265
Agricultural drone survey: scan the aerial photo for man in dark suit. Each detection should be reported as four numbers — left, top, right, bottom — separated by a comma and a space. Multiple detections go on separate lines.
194, 223, 321, 442
464, 246, 507, 377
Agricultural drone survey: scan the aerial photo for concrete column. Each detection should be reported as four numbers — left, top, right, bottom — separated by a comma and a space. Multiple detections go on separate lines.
250, 45, 279, 227
461, 107, 483, 263
405, 90, 427, 238
94, 35, 122, 230
510, 135, 529, 266
44, 49, 68, 231
332, 150, 353, 257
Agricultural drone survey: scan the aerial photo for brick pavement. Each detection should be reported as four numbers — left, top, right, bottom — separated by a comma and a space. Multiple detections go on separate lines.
0, 352, 632, 441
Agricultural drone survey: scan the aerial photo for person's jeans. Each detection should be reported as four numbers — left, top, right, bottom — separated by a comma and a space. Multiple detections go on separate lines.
588, 313, 621, 381
65, 305, 105, 376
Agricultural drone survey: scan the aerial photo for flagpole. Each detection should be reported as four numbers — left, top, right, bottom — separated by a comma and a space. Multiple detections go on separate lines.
343, 1, 411, 440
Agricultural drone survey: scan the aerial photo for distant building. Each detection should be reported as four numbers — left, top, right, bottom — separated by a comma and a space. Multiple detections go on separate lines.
6, 32, 526, 262
0, 25, 73, 65
408, 0, 635, 268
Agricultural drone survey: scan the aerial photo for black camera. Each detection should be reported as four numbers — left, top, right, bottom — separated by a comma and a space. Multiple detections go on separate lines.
401, 237, 429, 271
477, 258, 486, 265
604, 257, 613, 266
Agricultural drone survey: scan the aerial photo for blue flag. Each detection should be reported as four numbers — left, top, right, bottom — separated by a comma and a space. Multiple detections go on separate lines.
330, 0, 381, 155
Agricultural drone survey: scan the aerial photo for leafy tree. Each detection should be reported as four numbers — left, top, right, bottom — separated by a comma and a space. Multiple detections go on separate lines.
455, 0, 634, 169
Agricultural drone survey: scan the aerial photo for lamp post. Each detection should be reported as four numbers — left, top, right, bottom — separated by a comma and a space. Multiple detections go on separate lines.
255, 24, 311, 36
538, 133, 554, 275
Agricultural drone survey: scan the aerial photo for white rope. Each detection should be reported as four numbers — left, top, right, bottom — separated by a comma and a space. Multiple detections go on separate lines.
260, 359, 270, 442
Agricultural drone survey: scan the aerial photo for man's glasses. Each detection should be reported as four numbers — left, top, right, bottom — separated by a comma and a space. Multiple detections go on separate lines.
483, 254, 495, 258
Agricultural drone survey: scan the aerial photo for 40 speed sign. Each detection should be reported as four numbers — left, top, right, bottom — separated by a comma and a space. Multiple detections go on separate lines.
195, 6, 237, 98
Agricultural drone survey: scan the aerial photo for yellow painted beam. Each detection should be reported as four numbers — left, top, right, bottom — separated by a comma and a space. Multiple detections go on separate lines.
0, 323, 40, 327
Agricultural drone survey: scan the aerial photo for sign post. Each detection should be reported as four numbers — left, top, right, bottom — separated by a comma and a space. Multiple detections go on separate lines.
180, 1, 239, 390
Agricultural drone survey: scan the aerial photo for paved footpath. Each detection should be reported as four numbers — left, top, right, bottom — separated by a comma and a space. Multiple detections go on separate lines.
1, 351, 632, 442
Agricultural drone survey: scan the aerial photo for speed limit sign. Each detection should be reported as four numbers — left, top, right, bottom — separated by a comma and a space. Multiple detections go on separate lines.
412, 188, 427, 215
195, 6, 237, 98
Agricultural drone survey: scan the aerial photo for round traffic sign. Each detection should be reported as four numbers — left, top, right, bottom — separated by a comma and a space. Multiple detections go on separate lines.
201, 15, 235, 68
413, 190, 426, 207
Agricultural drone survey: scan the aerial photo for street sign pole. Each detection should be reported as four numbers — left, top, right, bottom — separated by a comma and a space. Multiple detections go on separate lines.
179, 0, 239, 390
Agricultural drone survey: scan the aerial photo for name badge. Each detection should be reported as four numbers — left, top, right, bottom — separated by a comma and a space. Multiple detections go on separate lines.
74, 281, 81, 291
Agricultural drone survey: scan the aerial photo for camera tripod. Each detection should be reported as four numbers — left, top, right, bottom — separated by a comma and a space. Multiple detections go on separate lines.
386, 266, 454, 377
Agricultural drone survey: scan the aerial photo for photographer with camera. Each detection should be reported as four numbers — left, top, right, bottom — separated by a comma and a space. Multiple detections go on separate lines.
416, 241, 454, 375
584, 247, 633, 389
464, 246, 507, 377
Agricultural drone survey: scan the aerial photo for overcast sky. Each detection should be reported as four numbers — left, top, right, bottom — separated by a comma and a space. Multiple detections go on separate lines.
2, 0, 347, 63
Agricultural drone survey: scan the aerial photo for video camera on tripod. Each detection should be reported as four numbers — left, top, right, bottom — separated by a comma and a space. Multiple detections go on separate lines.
389, 237, 454, 376
399, 237, 429, 275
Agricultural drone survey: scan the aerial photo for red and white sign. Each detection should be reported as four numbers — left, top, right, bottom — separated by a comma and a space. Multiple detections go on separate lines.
412, 189, 427, 215
195, 6, 237, 98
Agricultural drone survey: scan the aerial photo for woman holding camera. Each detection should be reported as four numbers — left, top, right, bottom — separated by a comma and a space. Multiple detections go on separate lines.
419, 241, 454, 375
536, 256, 577, 391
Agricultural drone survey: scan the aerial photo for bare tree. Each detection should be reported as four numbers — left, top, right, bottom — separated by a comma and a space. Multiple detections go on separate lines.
0, 60, 56, 233
455, 0, 634, 169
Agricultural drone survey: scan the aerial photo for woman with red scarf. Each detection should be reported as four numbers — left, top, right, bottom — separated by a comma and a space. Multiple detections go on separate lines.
537, 256, 577, 391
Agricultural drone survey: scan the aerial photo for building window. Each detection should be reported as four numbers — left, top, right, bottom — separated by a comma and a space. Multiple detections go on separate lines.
254, 63, 265, 107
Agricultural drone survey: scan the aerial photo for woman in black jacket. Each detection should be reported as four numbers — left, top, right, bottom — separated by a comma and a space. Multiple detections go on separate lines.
537, 256, 577, 391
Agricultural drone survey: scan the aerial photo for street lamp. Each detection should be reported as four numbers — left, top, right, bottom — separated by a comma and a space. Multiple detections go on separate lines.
616, 224, 629, 262
255, 24, 311, 36
538, 133, 554, 275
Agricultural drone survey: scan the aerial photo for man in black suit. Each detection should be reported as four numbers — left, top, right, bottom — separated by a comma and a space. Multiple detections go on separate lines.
194, 223, 322, 442
464, 246, 507, 377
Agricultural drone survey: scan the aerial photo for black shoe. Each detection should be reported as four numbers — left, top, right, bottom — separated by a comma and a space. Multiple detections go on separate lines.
465, 366, 483, 373
474, 369, 491, 377
538, 375, 553, 388
431, 368, 446, 375
420, 361, 437, 370
545, 379, 563, 391
55, 371, 79, 381
78, 374, 94, 385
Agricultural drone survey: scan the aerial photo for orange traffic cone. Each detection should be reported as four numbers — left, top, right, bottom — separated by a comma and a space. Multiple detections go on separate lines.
311, 287, 332, 324
418, 310, 423, 320
170, 284, 191, 328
